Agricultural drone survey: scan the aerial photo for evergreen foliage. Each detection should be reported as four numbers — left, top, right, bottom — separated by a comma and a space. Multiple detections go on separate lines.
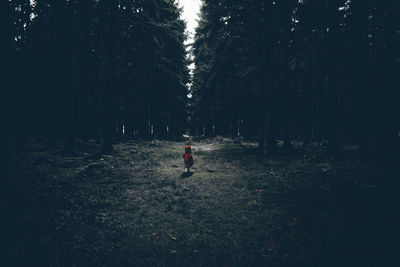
3, 0, 399, 159
191, 0, 399, 157
4, 0, 189, 153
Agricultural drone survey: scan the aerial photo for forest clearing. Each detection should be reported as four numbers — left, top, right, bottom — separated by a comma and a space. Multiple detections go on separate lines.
2, 138, 395, 266
3, 0, 399, 265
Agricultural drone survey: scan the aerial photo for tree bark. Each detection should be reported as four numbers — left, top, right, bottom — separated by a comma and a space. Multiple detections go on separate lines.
102, 0, 118, 154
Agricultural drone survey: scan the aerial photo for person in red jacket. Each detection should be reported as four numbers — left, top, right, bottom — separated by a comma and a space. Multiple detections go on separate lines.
182, 145, 194, 172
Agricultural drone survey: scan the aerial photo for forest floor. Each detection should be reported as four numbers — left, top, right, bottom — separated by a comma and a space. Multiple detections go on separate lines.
1, 137, 397, 266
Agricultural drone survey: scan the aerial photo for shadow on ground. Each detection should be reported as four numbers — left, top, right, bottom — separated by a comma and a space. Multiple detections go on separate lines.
1, 138, 396, 266
180, 171, 193, 178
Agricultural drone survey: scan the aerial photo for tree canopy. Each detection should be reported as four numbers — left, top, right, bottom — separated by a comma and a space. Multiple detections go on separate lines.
2, 0, 399, 160
191, 0, 399, 158
3, 0, 189, 153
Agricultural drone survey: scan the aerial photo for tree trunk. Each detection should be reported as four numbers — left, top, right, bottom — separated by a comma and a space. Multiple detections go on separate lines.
303, 48, 313, 144
350, 1, 370, 159
325, 1, 341, 157
326, 45, 339, 156
102, 0, 118, 154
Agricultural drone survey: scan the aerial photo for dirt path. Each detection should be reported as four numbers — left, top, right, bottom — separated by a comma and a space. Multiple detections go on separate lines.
108, 140, 261, 265
2, 139, 387, 266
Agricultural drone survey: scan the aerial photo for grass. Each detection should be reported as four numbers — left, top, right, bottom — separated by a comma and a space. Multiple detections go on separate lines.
1, 138, 392, 266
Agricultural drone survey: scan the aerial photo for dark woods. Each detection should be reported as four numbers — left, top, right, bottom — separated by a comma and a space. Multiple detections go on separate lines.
191, 0, 399, 161
1, 1, 399, 265
2, 0, 399, 161
2, 0, 189, 156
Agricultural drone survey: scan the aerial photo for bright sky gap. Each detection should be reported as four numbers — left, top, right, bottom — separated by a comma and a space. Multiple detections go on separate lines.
177, 0, 201, 43
177, 0, 201, 97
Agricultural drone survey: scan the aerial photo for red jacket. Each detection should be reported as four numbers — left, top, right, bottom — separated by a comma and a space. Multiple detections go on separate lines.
182, 152, 194, 167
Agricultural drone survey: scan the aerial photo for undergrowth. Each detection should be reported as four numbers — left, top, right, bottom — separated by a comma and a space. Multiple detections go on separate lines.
1, 139, 388, 266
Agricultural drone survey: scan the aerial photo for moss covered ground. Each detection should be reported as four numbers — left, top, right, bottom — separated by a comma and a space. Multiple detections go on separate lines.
1, 138, 396, 266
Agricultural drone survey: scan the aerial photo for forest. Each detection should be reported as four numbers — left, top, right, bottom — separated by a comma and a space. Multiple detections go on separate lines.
191, 0, 399, 157
1, 0, 399, 266
2, 0, 190, 155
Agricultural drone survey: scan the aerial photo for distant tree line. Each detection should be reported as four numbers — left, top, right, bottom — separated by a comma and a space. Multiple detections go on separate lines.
191, 0, 399, 158
2, 0, 189, 154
